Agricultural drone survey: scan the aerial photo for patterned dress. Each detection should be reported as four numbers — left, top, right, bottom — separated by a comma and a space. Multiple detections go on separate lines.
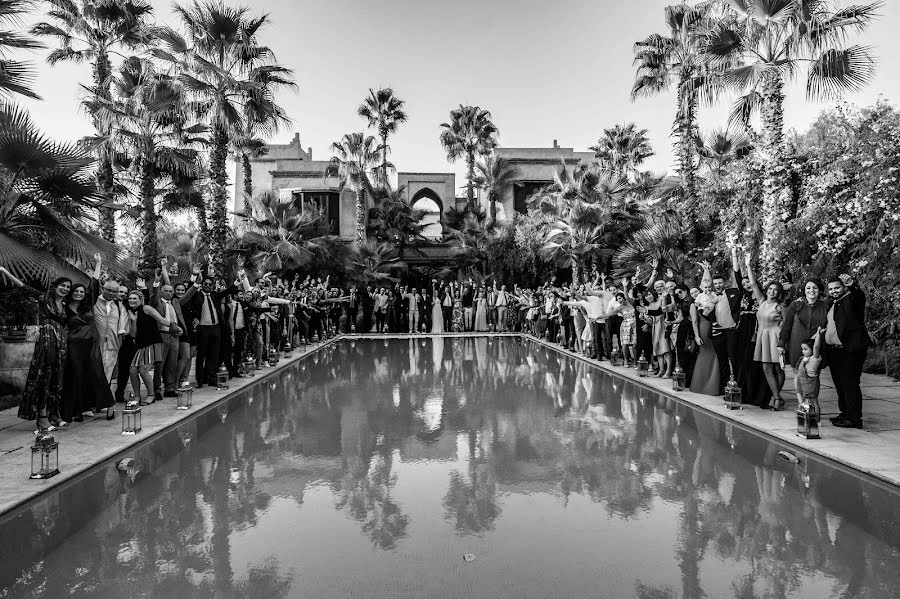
452, 294, 463, 332
19, 290, 69, 421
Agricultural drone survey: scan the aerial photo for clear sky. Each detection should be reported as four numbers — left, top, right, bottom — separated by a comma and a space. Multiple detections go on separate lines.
16, 0, 900, 192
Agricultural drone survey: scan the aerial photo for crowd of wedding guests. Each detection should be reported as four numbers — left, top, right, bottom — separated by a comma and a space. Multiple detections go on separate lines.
0, 241, 873, 433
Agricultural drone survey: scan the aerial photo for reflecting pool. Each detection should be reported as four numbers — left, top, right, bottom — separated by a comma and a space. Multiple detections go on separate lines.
1, 338, 899, 598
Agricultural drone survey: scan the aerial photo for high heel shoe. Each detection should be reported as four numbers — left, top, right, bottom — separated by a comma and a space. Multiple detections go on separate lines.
769, 398, 786, 411
106, 407, 115, 420
35, 418, 57, 434
49, 417, 68, 427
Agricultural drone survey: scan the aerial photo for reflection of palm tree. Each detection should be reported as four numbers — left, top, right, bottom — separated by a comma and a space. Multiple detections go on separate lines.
443, 468, 500, 535
233, 557, 294, 598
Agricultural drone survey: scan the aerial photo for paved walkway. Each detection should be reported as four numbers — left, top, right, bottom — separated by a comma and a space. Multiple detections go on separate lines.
2, 333, 900, 518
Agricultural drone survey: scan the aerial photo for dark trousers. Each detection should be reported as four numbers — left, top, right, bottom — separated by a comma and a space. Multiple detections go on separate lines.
443, 306, 452, 330
154, 331, 179, 395
231, 328, 247, 375
114, 336, 136, 402
825, 346, 867, 422
195, 325, 221, 385
547, 319, 558, 343
711, 328, 739, 393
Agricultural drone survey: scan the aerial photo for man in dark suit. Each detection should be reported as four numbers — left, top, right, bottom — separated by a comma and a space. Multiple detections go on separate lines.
705, 273, 742, 393
824, 275, 872, 428
150, 279, 187, 398
188, 275, 225, 387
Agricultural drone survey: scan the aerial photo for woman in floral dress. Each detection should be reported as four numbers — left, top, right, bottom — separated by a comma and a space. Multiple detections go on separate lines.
1, 268, 72, 431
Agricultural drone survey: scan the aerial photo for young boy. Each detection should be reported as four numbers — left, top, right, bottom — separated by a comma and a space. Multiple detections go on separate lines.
795, 327, 824, 414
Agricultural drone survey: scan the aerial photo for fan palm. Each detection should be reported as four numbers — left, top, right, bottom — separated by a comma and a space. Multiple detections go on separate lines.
448, 212, 495, 275
326, 132, 383, 244
156, 0, 296, 275
0, 104, 121, 284
632, 2, 720, 202
89, 57, 206, 276
0, 0, 44, 100
439, 105, 499, 213
699, 127, 751, 176
590, 123, 654, 181
613, 213, 692, 281
367, 184, 426, 248
345, 238, 407, 285
705, 0, 881, 276
358, 87, 407, 186
235, 189, 331, 274
474, 155, 518, 225
32, 0, 155, 242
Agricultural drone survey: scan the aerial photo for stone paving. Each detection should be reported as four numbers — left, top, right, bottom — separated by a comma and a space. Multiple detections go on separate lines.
2, 332, 900, 518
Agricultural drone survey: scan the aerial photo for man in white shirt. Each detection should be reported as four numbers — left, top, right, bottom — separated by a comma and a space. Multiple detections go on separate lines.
586, 276, 615, 360
404, 288, 420, 333
94, 279, 127, 383
495, 283, 509, 332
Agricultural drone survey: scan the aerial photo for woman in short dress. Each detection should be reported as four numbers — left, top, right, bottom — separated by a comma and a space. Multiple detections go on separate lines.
1, 268, 71, 431
645, 288, 673, 378
126, 290, 174, 405
617, 292, 636, 367
745, 254, 787, 410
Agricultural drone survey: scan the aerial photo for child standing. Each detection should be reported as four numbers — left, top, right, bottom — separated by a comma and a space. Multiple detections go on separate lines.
795, 327, 824, 414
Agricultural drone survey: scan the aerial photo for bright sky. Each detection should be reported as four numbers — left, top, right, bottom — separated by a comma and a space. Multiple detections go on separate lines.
17, 0, 900, 192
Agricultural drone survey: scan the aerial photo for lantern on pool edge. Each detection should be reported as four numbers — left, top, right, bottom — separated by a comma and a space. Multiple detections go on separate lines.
724, 374, 742, 410
312, 331, 320, 343
243, 353, 256, 377
30, 432, 59, 480
122, 401, 142, 435
264, 345, 275, 366
636, 353, 649, 377
672, 363, 686, 392
609, 347, 624, 367
176, 382, 193, 410
282, 340, 293, 359
216, 365, 229, 390
350, 323, 356, 334
797, 403, 821, 439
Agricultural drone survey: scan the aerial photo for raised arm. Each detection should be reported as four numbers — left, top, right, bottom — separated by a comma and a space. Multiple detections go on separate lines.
743, 252, 765, 303
160, 257, 171, 287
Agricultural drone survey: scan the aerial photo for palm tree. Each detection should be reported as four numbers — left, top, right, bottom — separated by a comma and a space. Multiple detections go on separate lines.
699, 127, 750, 176
235, 190, 331, 274
233, 135, 267, 214
32, 0, 155, 242
474, 155, 518, 225
613, 213, 692, 281
90, 57, 205, 276
448, 213, 495, 276
367, 184, 426, 248
590, 123, 654, 181
632, 3, 718, 203
439, 105, 499, 213
357, 87, 407, 186
0, 104, 120, 284
327, 132, 382, 244
156, 0, 296, 275
705, 0, 880, 277
0, 0, 43, 100
345, 239, 407, 285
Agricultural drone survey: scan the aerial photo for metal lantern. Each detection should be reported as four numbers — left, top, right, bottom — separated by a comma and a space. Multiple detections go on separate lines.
282, 340, 293, 359
216, 365, 229, 390
637, 354, 649, 377
724, 375, 742, 410
421, 322, 426, 333
298, 336, 307, 350
243, 353, 256, 377
176, 382, 193, 410
672, 363, 686, 392
267, 345, 278, 367
350, 323, 356, 334
609, 348, 624, 367
797, 403, 821, 439
121, 401, 142, 436
331, 325, 337, 337
312, 331, 320, 343
30, 433, 59, 480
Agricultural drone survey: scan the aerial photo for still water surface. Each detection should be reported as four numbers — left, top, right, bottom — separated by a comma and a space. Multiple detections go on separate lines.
1, 337, 899, 598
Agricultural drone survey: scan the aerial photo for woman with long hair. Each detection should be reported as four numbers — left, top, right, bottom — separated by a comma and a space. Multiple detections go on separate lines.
744, 253, 788, 410
690, 265, 720, 396
777, 278, 829, 370
1, 268, 71, 431
126, 290, 173, 405
62, 257, 115, 422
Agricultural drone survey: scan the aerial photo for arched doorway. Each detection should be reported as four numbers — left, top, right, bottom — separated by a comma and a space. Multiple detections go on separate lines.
411, 189, 443, 239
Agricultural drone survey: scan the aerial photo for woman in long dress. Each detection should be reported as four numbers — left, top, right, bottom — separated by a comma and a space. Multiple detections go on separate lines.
690, 274, 720, 396
430, 283, 444, 333
62, 276, 115, 422
744, 253, 787, 410
2, 268, 71, 431
474, 289, 489, 331
452, 283, 464, 332
732, 248, 769, 408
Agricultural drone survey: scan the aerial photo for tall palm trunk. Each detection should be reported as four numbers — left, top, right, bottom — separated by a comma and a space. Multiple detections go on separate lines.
355, 188, 366, 244
241, 153, 252, 213
137, 157, 158, 277
758, 71, 787, 280
381, 131, 389, 186
466, 150, 475, 213
489, 192, 497, 224
676, 84, 698, 202
572, 259, 582, 287
93, 50, 116, 242
208, 123, 229, 275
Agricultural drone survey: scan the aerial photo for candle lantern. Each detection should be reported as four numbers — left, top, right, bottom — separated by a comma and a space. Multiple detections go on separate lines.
243, 353, 256, 377
121, 401, 142, 436
298, 336, 307, 350
30, 433, 59, 480
636, 354, 649, 377
267, 345, 278, 367
216, 365, 229, 390
176, 382, 193, 410
609, 348, 624, 367
350, 323, 356, 334
331, 325, 337, 337
421, 322, 427, 333
672, 363, 686, 392
724, 374, 742, 410
312, 331, 320, 343
796, 403, 821, 439
282, 340, 293, 359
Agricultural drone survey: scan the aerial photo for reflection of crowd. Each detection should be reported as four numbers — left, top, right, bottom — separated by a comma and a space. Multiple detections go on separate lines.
3, 338, 898, 598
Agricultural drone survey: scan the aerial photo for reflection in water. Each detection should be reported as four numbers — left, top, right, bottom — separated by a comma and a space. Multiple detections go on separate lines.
1, 338, 899, 598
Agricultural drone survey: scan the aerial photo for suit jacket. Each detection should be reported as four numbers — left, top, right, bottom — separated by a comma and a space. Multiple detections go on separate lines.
149, 291, 187, 339
188, 288, 227, 328
828, 284, 871, 352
